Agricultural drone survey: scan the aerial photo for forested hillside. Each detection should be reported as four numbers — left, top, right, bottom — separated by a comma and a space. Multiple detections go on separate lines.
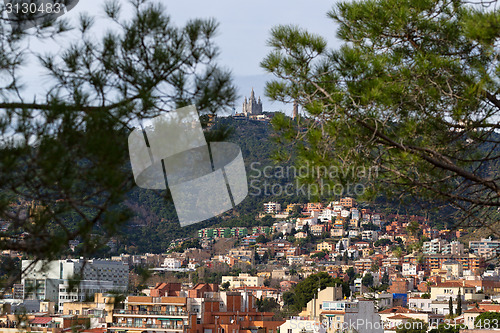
120, 116, 297, 253
110, 116, 496, 254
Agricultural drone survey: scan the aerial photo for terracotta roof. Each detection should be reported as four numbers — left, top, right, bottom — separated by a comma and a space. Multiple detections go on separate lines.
31, 317, 53, 324
379, 306, 419, 314
388, 314, 411, 320
478, 304, 500, 312
464, 307, 487, 313
434, 281, 464, 288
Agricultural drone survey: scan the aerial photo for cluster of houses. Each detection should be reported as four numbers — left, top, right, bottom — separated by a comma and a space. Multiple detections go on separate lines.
3, 197, 500, 332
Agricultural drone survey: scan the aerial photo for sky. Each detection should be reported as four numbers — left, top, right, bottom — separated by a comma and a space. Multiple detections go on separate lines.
19, 0, 343, 114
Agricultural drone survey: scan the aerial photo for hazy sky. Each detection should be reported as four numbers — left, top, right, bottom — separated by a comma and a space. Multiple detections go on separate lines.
20, 0, 343, 113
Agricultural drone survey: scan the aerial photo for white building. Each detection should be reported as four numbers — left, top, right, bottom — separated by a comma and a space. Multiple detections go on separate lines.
318, 209, 338, 223
340, 210, 350, 218
264, 202, 281, 214
351, 209, 360, 221
163, 257, 182, 269
423, 239, 446, 254
296, 217, 318, 230
274, 221, 295, 235
22, 259, 128, 312
402, 263, 419, 277
408, 297, 433, 312
322, 300, 382, 333
361, 230, 378, 242
336, 238, 350, 252
348, 229, 360, 238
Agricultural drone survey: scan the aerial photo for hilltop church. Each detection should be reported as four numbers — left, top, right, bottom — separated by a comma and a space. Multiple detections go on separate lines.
241, 88, 263, 117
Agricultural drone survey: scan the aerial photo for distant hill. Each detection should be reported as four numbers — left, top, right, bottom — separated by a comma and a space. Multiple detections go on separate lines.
120, 116, 293, 253
114, 116, 499, 253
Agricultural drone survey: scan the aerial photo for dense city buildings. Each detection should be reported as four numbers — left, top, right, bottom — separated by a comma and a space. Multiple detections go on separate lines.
4, 196, 500, 333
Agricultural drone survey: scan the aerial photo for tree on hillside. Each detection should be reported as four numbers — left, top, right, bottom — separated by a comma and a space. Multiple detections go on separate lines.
262, 0, 500, 234
346, 266, 356, 281
395, 319, 428, 333
429, 323, 466, 333
287, 272, 350, 313
361, 272, 374, 287
449, 297, 454, 317
407, 221, 421, 238
474, 311, 500, 329
0, 0, 236, 286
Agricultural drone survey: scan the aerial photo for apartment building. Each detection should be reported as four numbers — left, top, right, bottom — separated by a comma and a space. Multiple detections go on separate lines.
109, 295, 191, 333
423, 239, 446, 254
264, 202, 281, 214
22, 259, 128, 312
108, 284, 285, 333
303, 287, 344, 319
295, 295, 381, 333
430, 281, 484, 301
361, 230, 378, 242
469, 238, 500, 258
340, 197, 356, 208
330, 228, 345, 238
316, 242, 335, 252
403, 253, 485, 274
311, 224, 325, 236
221, 273, 263, 289
442, 241, 464, 255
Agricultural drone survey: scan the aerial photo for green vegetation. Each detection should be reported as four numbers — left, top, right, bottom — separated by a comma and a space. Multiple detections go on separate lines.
262, 0, 500, 234
0, 0, 236, 286
361, 273, 374, 287
429, 323, 466, 333
286, 272, 349, 313
395, 319, 428, 333
474, 312, 500, 329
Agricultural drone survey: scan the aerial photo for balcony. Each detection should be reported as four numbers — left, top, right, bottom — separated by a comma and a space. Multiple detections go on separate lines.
108, 322, 188, 331
113, 309, 189, 317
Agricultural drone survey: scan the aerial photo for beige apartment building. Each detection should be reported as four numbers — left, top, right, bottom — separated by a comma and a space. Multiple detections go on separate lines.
221, 273, 263, 289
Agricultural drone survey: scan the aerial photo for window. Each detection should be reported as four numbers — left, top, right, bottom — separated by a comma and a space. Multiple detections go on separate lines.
288, 329, 292, 333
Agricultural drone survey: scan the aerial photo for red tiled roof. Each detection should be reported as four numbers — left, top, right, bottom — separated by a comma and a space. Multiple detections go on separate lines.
31, 317, 52, 324
388, 314, 411, 320
434, 281, 464, 288
464, 308, 487, 313
379, 306, 419, 314
478, 304, 500, 312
